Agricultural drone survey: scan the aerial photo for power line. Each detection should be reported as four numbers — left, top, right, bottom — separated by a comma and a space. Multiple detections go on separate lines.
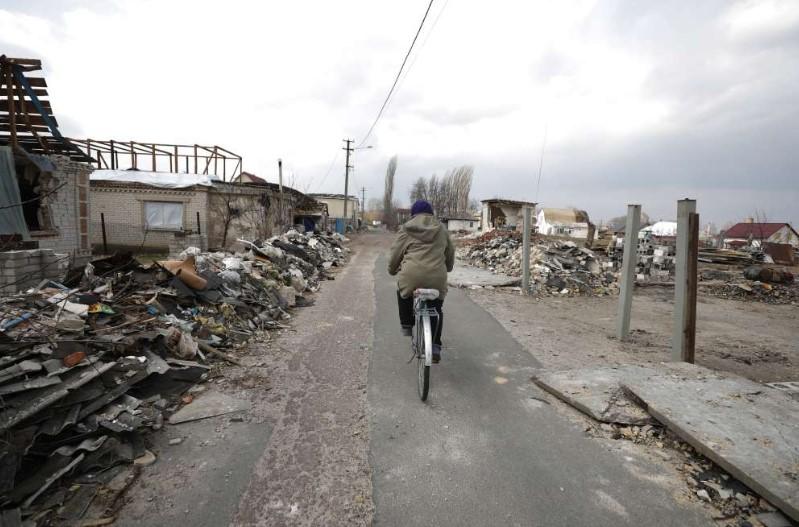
534, 121, 548, 202
316, 149, 341, 191
358, 0, 436, 147
394, 0, 449, 96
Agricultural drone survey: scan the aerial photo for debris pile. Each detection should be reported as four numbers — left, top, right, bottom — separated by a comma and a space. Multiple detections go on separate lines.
701, 266, 798, 305
590, 423, 789, 525
0, 230, 348, 524
458, 233, 617, 296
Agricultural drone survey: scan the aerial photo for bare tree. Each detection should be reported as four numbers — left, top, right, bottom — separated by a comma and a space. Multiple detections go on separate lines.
210, 184, 271, 248
413, 165, 474, 217
409, 177, 428, 203
383, 156, 398, 230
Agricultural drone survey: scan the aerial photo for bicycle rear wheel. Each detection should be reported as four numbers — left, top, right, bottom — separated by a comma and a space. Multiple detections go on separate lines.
417, 316, 432, 401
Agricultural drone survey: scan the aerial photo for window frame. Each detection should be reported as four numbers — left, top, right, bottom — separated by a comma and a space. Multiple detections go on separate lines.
143, 200, 185, 231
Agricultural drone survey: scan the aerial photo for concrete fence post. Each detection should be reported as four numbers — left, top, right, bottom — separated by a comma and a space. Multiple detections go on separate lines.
616, 204, 641, 340
522, 206, 532, 293
673, 199, 698, 362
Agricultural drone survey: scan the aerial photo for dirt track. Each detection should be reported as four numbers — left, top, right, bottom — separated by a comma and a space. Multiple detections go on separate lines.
467, 286, 799, 382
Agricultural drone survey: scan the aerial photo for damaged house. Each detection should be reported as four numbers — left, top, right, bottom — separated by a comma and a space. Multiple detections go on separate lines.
536, 207, 594, 242
0, 56, 94, 293
480, 198, 536, 232
89, 163, 327, 254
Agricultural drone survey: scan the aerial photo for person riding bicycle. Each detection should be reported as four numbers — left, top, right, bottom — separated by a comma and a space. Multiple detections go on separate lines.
388, 200, 455, 363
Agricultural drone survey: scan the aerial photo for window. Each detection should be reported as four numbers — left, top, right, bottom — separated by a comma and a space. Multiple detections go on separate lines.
144, 201, 184, 230
15, 159, 55, 234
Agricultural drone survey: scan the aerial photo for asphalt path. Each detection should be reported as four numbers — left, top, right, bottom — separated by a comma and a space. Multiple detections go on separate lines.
368, 253, 711, 526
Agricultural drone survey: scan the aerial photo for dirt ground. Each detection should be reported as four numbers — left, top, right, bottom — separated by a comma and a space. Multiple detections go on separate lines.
467, 286, 799, 383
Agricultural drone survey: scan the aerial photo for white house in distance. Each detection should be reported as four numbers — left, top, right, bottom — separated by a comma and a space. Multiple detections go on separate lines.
536, 208, 592, 240
640, 221, 678, 238
440, 215, 480, 233
308, 193, 360, 222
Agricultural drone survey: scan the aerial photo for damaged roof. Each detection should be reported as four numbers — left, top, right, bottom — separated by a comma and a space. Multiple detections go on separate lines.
0, 56, 91, 162
538, 208, 590, 224
724, 222, 797, 239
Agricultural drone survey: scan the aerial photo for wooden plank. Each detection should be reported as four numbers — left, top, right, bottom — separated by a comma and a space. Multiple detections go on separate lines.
0, 114, 59, 127
683, 212, 699, 363
3, 58, 42, 66
0, 85, 48, 96
623, 370, 799, 522
0, 76, 47, 88
0, 99, 53, 113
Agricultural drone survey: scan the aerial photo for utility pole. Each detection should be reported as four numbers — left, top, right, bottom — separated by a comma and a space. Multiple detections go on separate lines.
361, 187, 366, 225
278, 158, 284, 226
342, 139, 353, 229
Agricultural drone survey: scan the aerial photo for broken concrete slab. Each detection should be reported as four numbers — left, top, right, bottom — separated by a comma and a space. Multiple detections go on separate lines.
448, 264, 520, 288
532, 365, 656, 425
168, 392, 250, 424
622, 368, 799, 523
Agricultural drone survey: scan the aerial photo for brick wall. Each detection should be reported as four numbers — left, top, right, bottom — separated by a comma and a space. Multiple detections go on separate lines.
90, 183, 210, 253
31, 155, 93, 265
0, 249, 70, 294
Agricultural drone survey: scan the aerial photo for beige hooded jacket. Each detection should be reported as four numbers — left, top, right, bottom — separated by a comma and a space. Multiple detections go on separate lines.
388, 213, 455, 299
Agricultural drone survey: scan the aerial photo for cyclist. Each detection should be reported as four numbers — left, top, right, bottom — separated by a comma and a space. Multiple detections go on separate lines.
388, 200, 455, 363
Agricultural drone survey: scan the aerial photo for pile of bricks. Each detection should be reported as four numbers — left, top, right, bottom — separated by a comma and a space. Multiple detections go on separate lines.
0, 249, 69, 294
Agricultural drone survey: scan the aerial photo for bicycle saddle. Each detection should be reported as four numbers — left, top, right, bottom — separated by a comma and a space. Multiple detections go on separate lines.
414, 288, 440, 300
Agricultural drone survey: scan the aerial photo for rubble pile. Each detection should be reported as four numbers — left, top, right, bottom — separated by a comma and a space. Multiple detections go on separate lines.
458, 233, 618, 296
592, 423, 788, 525
700, 267, 798, 305
0, 230, 348, 524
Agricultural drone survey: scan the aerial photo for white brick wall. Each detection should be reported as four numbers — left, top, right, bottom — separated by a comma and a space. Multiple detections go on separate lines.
90, 183, 210, 252
31, 155, 93, 265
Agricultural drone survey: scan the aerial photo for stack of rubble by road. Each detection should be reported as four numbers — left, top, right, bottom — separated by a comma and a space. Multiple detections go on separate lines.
0, 230, 349, 525
457, 231, 618, 296
699, 266, 798, 305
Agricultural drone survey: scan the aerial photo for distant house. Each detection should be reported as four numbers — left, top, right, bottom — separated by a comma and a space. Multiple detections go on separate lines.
640, 221, 678, 238
536, 208, 592, 240
481, 199, 536, 232
90, 170, 325, 252
233, 171, 268, 185
441, 216, 479, 233
723, 222, 799, 249
309, 193, 360, 224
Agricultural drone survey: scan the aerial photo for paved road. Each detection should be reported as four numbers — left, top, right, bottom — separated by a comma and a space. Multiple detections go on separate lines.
369, 252, 711, 526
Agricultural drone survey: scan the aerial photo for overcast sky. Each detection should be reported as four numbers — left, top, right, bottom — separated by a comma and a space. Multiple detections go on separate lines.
2, 0, 797, 227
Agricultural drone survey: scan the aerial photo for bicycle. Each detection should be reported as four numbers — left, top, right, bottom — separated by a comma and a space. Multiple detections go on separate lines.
409, 288, 440, 401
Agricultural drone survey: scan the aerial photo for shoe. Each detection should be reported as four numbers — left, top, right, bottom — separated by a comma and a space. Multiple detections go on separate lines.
432, 344, 441, 363
401, 326, 413, 337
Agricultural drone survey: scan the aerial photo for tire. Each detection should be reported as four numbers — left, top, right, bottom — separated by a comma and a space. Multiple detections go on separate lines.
417, 316, 432, 401
417, 353, 430, 401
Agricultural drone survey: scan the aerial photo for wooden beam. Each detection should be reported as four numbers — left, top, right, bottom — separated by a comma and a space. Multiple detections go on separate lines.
0, 114, 59, 127
0, 99, 53, 113
4, 64, 17, 147
0, 76, 47, 88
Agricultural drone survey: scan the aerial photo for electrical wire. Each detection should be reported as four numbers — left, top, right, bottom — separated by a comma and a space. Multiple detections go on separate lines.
358, 0, 436, 147
534, 122, 548, 202
316, 150, 341, 191
0, 182, 68, 210
393, 0, 449, 97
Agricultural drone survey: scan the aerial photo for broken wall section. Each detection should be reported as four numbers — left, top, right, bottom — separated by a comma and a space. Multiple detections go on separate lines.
33, 155, 92, 264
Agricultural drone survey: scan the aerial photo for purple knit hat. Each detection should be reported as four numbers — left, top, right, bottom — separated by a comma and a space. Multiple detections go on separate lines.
411, 200, 434, 216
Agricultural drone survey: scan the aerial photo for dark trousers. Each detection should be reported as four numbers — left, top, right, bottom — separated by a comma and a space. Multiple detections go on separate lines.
397, 291, 444, 346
